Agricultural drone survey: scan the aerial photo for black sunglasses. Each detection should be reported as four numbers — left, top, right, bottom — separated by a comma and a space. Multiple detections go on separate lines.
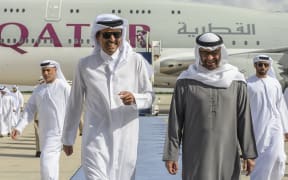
257, 62, 269, 67
101, 31, 122, 39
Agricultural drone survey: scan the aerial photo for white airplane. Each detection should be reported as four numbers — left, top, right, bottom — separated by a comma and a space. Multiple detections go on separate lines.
1, 0, 288, 88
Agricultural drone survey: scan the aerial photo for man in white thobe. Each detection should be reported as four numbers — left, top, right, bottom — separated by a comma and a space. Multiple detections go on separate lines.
62, 14, 154, 180
11, 85, 24, 127
11, 60, 71, 180
0, 86, 15, 136
247, 55, 288, 180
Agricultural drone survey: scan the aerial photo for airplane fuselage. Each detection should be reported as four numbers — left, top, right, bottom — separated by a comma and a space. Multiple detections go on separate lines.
1, 0, 288, 85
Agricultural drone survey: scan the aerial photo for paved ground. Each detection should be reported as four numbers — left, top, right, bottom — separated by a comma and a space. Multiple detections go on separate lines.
1, 118, 288, 180
0, 93, 287, 179
0, 93, 81, 179
0, 123, 81, 180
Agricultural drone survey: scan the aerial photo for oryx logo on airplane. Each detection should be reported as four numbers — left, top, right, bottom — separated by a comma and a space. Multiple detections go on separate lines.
0, 22, 151, 54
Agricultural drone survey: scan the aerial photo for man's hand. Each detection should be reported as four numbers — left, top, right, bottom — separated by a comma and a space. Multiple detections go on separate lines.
284, 133, 288, 142
165, 160, 178, 175
63, 145, 73, 156
11, 129, 20, 140
118, 91, 135, 105
242, 159, 255, 176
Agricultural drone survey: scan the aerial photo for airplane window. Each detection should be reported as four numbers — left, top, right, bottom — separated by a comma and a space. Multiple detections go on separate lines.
142, 10, 145, 14
148, 10, 151, 14
1, 39, 4, 43
177, 10, 181, 14
7, 39, 10, 43
136, 10, 139, 14
112, 9, 115, 13
171, 10, 175, 14
16, 9, 19, 13
244, 41, 248, 45
69, 9, 80, 13
32, 39, 35, 43
232, 41, 236, 45
18, 39, 24, 44
4, 8, 7, 12
256, 41, 260, 45
22, 8, 25, 13
130, 10, 133, 14
117, 10, 121, 14
10, 8, 13, 13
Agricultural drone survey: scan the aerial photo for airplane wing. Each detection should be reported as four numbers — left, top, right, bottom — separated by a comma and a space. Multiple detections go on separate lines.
228, 47, 288, 55
154, 48, 288, 88
157, 47, 288, 75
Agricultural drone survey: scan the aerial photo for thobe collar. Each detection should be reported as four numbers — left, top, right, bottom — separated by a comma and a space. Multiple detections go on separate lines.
100, 49, 120, 72
44, 78, 57, 84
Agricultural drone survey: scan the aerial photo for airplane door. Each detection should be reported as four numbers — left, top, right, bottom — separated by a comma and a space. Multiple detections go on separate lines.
45, 0, 62, 21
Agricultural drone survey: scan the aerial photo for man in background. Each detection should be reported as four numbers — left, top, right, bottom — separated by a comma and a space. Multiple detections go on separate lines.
12, 60, 71, 180
247, 55, 288, 180
0, 86, 15, 137
11, 85, 24, 128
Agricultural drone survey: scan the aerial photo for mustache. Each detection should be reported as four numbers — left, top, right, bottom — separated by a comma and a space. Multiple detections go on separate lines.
106, 40, 120, 44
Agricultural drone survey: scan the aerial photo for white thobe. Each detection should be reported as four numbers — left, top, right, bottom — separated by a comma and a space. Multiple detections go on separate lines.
0, 94, 15, 135
11, 91, 24, 127
247, 75, 288, 180
62, 51, 153, 180
16, 79, 71, 180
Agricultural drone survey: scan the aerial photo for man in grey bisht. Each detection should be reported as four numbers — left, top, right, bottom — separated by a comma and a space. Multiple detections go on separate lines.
163, 32, 258, 180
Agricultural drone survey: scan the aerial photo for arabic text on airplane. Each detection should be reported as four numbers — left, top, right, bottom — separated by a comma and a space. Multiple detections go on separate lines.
177, 22, 256, 36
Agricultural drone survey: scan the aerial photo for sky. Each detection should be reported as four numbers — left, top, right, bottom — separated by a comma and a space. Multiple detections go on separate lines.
184, 0, 288, 12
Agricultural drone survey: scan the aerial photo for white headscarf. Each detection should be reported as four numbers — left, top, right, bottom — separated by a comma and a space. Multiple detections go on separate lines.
90, 14, 133, 63
0, 86, 13, 99
0, 86, 10, 94
0, 86, 10, 115
12, 85, 18, 89
178, 33, 246, 88
40, 60, 67, 82
253, 54, 276, 78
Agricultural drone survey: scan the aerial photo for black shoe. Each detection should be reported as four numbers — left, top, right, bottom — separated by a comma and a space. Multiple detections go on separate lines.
35, 151, 41, 157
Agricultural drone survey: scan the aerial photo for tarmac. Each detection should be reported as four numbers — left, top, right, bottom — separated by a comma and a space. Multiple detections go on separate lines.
0, 123, 81, 180
0, 93, 81, 180
0, 93, 288, 180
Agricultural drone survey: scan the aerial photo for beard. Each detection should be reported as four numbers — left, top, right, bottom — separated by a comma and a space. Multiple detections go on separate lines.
257, 70, 268, 76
